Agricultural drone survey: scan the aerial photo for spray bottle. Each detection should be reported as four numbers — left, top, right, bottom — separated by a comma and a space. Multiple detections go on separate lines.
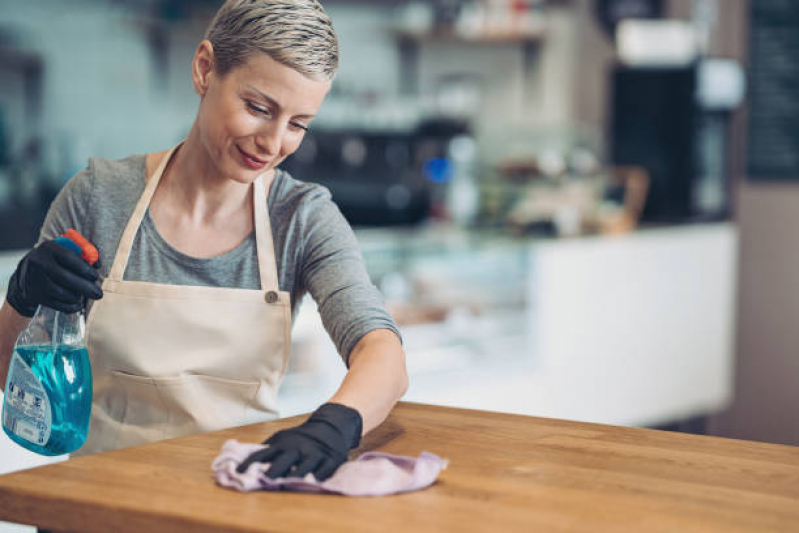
2, 229, 98, 456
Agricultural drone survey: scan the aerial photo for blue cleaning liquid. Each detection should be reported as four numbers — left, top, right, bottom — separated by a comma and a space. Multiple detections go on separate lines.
2, 344, 93, 456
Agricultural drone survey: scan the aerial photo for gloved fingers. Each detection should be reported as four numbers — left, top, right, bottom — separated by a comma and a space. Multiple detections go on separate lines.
263, 428, 292, 446
235, 445, 280, 474
41, 275, 85, 305
314, 457, 343, 482
47, 242, 100, 281
45, 265, 102, 300
290, 453, 324, 479
264, 449, 301, 479
45, 297, 85, 315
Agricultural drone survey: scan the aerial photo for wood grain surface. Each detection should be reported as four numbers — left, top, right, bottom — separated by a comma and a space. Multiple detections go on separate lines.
0, 402, 797, 532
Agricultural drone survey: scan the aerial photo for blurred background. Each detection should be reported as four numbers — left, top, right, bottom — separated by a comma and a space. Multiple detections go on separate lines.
0, 0, 797, 491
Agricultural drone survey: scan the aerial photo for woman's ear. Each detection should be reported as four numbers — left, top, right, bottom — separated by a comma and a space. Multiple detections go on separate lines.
192, 40, 215, 97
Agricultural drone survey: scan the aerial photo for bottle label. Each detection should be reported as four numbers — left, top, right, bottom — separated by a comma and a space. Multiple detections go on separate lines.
3, 351, 51, 446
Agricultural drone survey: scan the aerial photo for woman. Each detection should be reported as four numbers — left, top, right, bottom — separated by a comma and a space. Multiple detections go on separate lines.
0, 0, 407, 482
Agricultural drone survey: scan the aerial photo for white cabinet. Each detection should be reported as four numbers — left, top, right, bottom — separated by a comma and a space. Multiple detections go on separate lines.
527, 224, 737, 425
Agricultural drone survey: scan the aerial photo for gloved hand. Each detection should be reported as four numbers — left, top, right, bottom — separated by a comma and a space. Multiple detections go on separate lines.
6, 239, 103, 317
236, 403, 363, 481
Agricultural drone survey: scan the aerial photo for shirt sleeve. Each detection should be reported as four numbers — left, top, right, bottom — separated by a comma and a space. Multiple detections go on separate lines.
299, 187, 401, 366
37, 164, 96, 244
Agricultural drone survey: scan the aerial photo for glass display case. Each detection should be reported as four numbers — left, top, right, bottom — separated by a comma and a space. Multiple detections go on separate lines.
355, 224, 534, 375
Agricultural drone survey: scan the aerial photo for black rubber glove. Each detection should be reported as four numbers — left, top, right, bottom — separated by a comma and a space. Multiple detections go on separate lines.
6, 240, 103, 317
236, 403, 363, 481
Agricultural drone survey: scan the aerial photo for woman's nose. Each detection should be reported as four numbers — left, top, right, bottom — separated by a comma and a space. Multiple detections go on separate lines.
255, 122, 282, 157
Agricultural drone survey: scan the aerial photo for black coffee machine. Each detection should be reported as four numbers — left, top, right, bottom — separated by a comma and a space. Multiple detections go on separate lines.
280, 118, 471, 227
610, 64, 734, 223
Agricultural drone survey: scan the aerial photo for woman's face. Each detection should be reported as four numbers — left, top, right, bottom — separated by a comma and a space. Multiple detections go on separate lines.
192, 41, 330, 184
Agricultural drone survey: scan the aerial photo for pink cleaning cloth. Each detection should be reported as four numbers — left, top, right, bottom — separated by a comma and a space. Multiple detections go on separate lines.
212, 439, 447, 496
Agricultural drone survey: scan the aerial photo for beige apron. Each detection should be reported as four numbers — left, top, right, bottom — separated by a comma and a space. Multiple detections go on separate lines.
76, 144, 291, 456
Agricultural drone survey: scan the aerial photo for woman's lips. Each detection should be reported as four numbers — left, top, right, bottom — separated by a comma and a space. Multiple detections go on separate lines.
236, 146, 268, 170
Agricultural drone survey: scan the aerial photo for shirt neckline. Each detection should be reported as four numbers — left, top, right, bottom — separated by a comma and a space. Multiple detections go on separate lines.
140, 208, 255, 268
132, 153, 284, 268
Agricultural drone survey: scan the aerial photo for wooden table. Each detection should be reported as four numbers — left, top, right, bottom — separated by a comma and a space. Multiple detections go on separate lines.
0, 402, 797, 532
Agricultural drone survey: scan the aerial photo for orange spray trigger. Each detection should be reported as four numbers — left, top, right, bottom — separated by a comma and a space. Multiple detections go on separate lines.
61, 229, 101, 268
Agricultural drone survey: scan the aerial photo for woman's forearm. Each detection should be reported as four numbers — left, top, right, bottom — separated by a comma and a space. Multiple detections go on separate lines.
0, 300, 31, 392
328, 328, 408, 435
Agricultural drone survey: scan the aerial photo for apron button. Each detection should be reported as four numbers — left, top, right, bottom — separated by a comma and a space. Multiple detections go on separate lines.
265, 291, 278, 303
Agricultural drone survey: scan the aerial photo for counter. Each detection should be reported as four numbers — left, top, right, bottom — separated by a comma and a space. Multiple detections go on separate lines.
282, 222, 738, 428
0, 402, 796, 532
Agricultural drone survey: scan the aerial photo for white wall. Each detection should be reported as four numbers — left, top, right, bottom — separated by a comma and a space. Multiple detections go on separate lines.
325, 4, 402, 96
0, 0, 196, 174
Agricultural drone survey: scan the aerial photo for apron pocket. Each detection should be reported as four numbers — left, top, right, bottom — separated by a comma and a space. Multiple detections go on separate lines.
111, 372, 262, 446
156, 374, 261, 439
110, 371, 170, 450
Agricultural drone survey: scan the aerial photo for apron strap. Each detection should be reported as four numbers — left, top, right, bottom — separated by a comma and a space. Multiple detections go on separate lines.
253, 176, 279, 290
108, 143, 280, 291
108, 145, 178, 281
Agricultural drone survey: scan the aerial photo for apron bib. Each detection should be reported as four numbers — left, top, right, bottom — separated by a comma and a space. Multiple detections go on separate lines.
76, 144, 291, 456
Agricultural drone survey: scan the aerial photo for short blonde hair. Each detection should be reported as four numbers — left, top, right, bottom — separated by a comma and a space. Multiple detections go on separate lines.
205, 0, 338, 81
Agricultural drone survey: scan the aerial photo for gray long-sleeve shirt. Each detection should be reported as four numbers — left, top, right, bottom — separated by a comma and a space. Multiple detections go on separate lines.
39, 154, 399, 364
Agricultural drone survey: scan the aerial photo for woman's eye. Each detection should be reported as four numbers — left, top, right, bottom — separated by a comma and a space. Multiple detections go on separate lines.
246, 100, 306, 131
247, 102, 270, 116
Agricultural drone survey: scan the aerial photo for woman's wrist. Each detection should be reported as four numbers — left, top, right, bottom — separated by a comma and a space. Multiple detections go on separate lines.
313, 402, 363, 449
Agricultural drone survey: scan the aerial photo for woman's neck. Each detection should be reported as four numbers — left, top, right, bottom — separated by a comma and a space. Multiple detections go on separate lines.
160, 127, 267, 227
